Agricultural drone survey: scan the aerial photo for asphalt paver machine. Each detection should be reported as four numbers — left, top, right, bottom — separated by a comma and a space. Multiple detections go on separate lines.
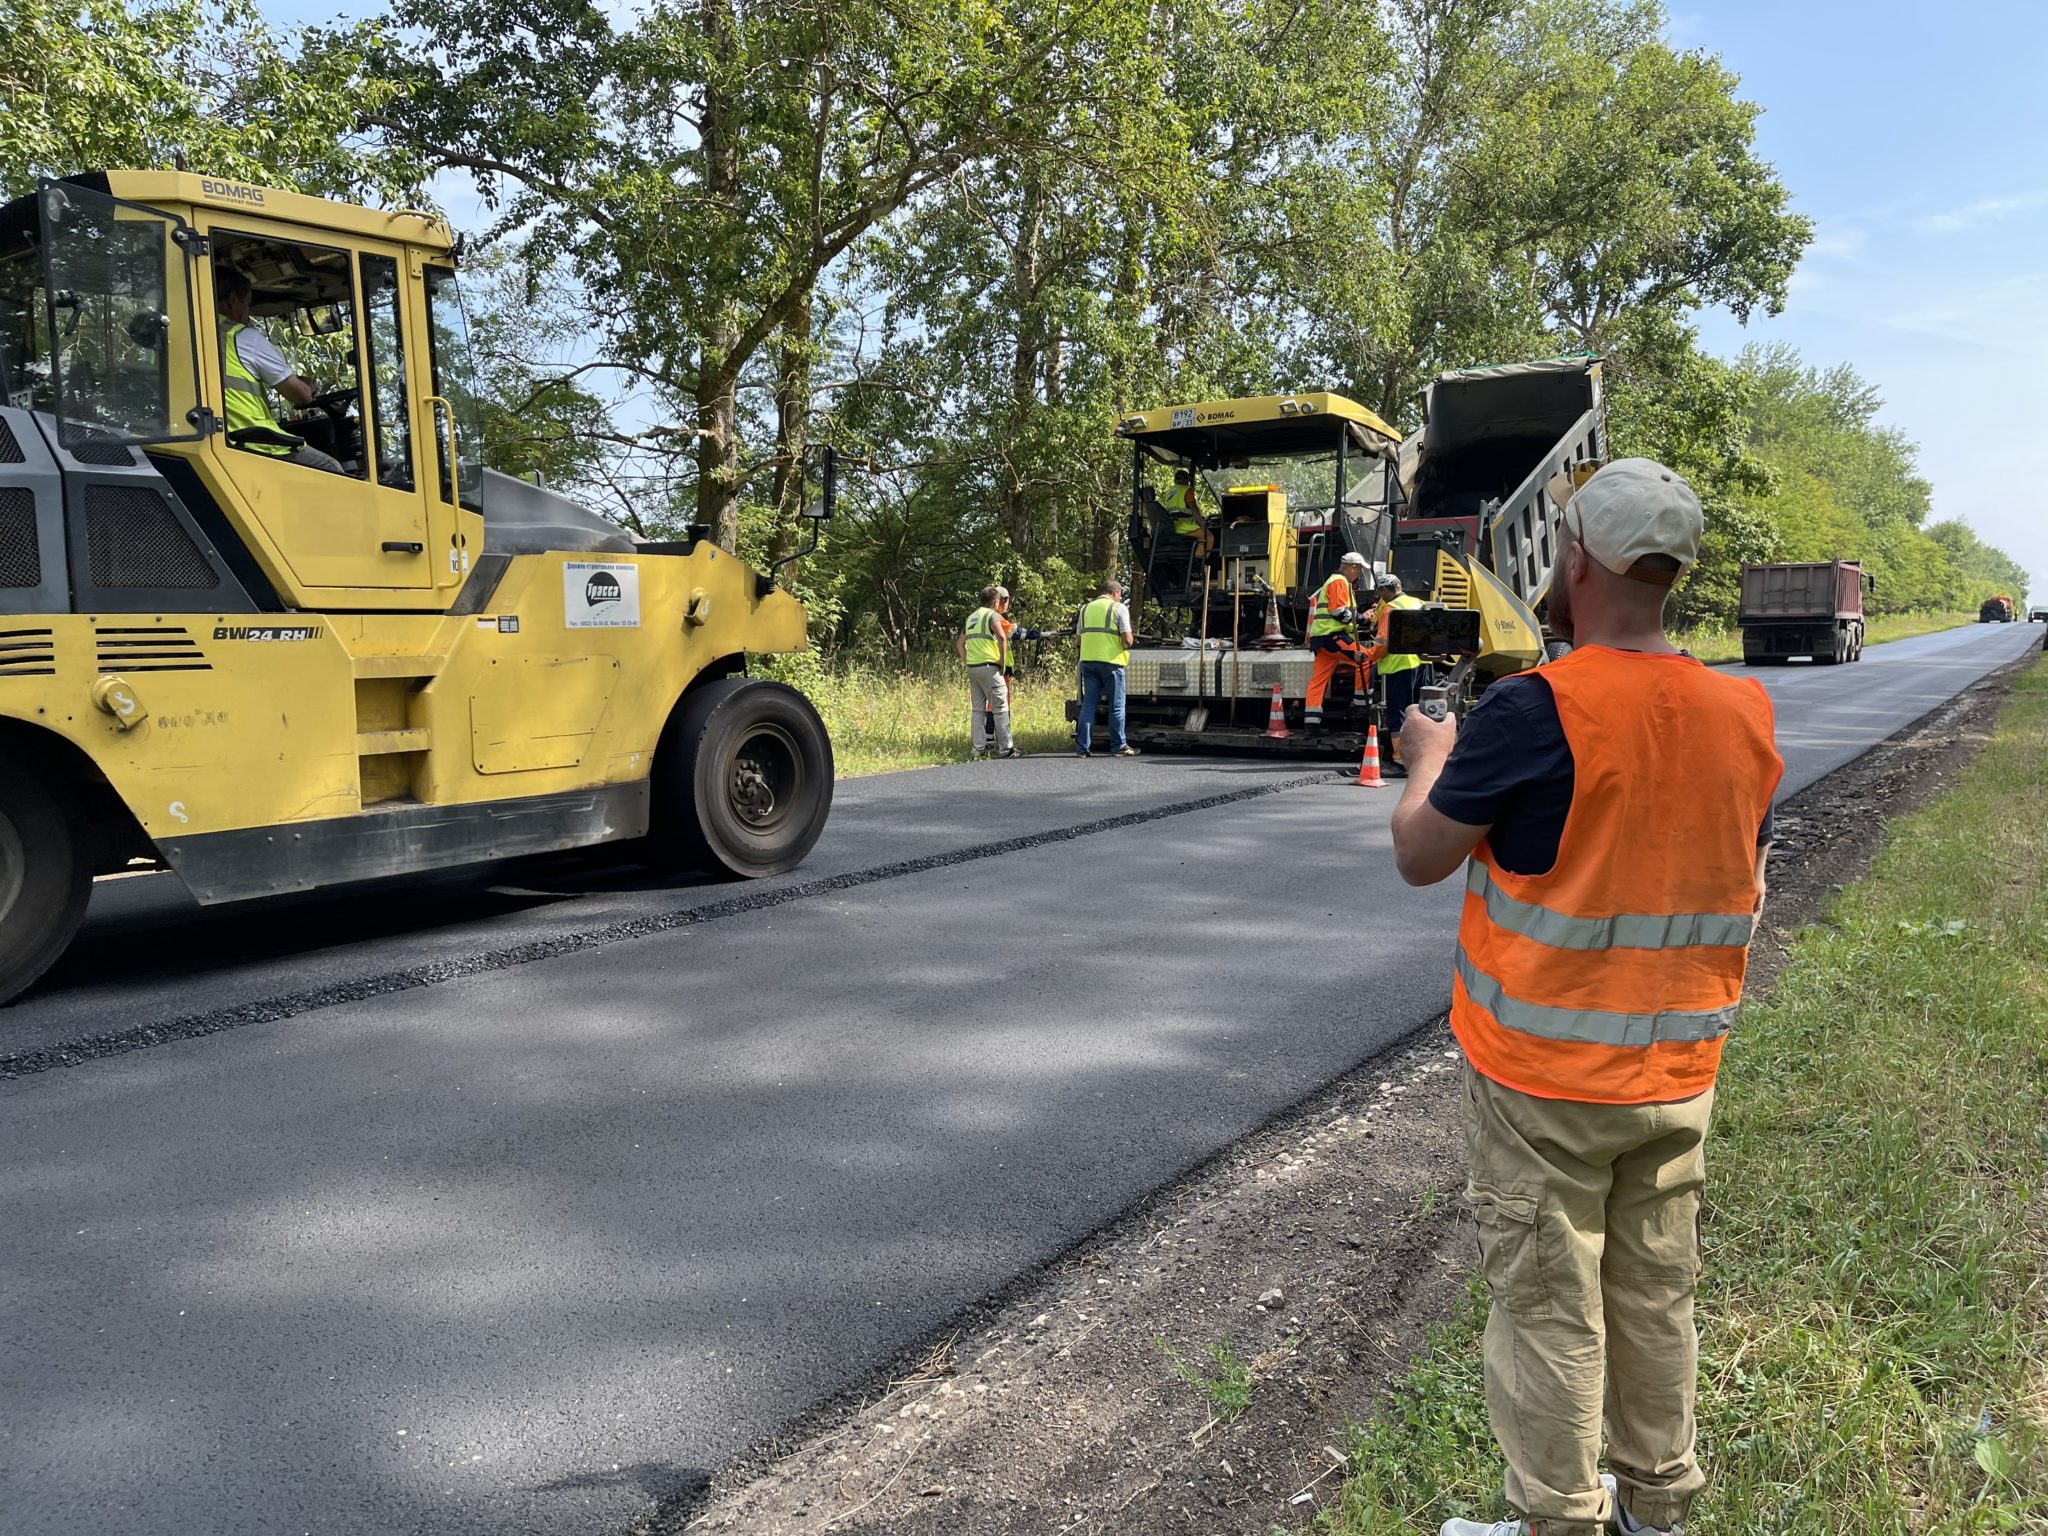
1115, 391, 1406, 753
0, 172, 836, 1003
1112, 356, 1607, 751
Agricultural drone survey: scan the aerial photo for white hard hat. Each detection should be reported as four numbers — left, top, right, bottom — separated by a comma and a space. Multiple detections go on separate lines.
1339, 551, 1369, 568
1565, 459, 1703, 580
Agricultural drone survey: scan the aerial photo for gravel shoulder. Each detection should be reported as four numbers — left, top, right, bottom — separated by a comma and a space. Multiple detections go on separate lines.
660, 647, 2037, 1536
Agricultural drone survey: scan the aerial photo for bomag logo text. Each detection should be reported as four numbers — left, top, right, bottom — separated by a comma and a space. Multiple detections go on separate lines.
213, 625, 322, 642
199, 179, 266, 206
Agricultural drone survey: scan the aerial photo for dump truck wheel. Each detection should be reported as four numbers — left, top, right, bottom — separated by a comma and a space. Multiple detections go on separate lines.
648, 679, 835, 878
0, 754, 92, 1006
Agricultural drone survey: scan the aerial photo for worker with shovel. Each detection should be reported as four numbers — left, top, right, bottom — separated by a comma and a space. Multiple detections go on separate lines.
1303, 552, 1372, 732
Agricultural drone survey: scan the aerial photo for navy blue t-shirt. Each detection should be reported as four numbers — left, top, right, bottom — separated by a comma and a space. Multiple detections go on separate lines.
1428, 667, 1775, 877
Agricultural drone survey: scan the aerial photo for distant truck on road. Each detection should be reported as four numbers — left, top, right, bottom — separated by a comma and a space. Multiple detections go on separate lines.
1979, 595, 2017, 623
1738, 560, 1873, 665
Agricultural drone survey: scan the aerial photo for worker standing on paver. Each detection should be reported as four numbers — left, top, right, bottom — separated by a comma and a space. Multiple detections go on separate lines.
1387, 460, 1784, 1536
1304, 551, 1371, 732
1075, 579, 1140, 757
957, 585, 1021, 759
1162, 468, 1210, 556
1365, 570, 1426, 769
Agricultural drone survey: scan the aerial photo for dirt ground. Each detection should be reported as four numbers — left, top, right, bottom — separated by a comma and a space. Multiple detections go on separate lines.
652, 651, 2035, 1536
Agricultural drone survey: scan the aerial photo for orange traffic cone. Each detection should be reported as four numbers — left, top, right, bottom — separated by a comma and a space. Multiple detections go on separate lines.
1356, 724, 1388, 788
1263, 682, 1291, 739
1258, 593, 1286, 649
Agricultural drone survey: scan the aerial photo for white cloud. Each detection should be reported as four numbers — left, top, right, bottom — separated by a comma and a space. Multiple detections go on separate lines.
1913, 189, 2048, 234
1805, 227, 1866, 262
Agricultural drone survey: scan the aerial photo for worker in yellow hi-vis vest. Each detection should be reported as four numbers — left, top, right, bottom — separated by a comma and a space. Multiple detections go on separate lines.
1074, 578, 1139, 757
956, 584, 1020, 758
215, 266, 346, 475
1161, 468, 1211, 555
1365, 570, 1426, 769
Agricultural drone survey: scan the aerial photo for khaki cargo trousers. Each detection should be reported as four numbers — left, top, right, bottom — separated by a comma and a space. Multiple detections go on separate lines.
1461, 1062, 1714, 1535
967, 664, 1012, 755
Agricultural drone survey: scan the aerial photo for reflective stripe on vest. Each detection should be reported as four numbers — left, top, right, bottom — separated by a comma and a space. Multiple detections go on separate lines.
963, 606, 1004, 667
1307, 574, 1351, 638
1377, 593, 1426, 674
221, 323, 292, 457
1465, 862, 1756, 951
1078, 597, 1128, 667
1449, 647, 1782, 1105
1455, 951, 1740, 1047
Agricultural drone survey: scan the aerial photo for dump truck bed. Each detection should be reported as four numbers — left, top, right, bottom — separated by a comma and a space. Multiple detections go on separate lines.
1739, 561, 1866, 623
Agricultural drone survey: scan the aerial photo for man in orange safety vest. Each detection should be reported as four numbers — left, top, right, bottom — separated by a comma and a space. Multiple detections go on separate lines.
1389, 460, 1783, 1536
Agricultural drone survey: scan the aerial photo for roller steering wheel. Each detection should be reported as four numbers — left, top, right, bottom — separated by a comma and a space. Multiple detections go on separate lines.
307, 386, 359, 418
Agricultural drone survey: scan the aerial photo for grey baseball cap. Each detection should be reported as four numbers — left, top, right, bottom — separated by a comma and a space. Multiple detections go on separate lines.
1565, 458, 1703, 581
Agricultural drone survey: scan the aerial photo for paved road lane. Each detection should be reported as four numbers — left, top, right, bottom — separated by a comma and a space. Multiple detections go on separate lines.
1725, 621, 2041, 795
1, 621, 2037, 1536
1, 758, 1318, 1063
4, 782, 1463, 1536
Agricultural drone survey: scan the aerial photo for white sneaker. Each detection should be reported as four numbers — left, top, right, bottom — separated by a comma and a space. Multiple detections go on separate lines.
1438, 1519, 1528, 1535
1602, 1473, 1682, 1535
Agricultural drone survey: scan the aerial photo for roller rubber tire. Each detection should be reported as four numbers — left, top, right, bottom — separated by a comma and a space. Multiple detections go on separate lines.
0, 755, 92, 1005
1541, 639, 1574, 665
647, 678, 835, 878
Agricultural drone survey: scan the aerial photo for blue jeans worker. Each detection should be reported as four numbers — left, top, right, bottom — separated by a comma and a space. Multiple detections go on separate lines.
1074, 580, 1140, 757
1390, 460, 1784, 1536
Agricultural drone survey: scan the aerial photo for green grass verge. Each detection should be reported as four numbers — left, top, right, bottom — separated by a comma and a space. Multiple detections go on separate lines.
757, 659, 1078, 778
1678, 610, 1978, 664
1322, 658, 2048, 1535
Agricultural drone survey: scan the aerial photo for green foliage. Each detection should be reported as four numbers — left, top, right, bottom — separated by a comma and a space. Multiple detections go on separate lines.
9, 0, 2020, 655
1321, 660, 2048, 1535
1157, 1333, 1259, 1425
0, 0, 418, 200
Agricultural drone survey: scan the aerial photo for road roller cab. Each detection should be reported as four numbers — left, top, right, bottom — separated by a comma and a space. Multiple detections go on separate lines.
0, 172, 836, 1003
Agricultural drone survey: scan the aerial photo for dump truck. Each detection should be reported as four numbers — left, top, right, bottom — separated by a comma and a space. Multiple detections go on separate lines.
1387, 355, 1606, 686
0, 172, 835, 1004
1980, 595, 2017, 623
1737, 560, 1873, 664
1111, 357, 1605, 749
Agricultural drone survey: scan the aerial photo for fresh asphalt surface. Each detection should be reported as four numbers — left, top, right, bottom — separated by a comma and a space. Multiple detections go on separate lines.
2, 621, 2038, 1535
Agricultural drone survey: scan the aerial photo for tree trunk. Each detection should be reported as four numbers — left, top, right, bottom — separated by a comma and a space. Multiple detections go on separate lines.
769, 297, 814, 566
999, 178, 1044, 557
699, 0, 744, 550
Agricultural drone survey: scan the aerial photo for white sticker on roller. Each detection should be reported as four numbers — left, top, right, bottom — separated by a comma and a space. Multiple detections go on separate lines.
565, 561, 641, 629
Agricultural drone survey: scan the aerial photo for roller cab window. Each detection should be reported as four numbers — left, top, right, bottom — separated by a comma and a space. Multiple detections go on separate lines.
209, 230, 372, 477
421, 265, 485, 512
7, 179, 206, 452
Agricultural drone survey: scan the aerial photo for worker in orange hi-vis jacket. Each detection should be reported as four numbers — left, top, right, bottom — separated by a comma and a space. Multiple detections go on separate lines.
1390, 459, 1784, 1536
1303, 551, 1371, 732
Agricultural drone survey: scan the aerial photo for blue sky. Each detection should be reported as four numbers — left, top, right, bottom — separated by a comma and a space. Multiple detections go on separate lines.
1676, 1, 2048, 598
